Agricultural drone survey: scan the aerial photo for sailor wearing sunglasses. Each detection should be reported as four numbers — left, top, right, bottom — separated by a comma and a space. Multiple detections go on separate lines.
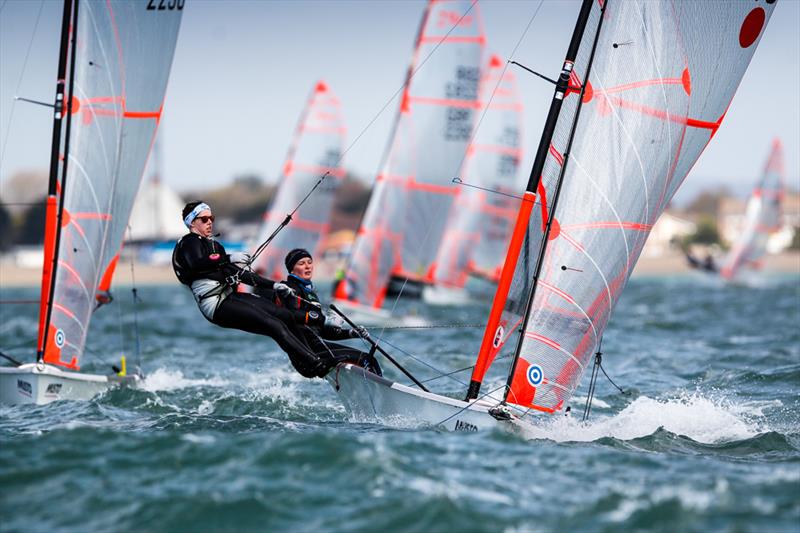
172, 201, 337, 378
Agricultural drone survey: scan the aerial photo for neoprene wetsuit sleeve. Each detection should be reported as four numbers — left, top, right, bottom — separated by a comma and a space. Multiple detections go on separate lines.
235, 269, 276, 289
180, 236, 229, 279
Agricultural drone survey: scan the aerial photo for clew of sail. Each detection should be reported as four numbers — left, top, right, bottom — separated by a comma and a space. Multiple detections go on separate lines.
334, 0, 484, 308
432, 54, 524, 289
720, 138, 785, 280
253, 81, 346, 280
40, 0, 182, 369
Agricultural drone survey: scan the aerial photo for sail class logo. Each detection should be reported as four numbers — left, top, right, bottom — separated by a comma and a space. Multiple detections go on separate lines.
527, 364, 543, 386
54, 329, 65, 348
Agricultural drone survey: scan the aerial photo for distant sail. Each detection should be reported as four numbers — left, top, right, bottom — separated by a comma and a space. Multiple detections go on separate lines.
253, 81, 345, 280
720, 139, 784, 280
335, 0, 485, 309
467, 0, 775, 412
41, 0, 182, 369
433, 54, 523, 288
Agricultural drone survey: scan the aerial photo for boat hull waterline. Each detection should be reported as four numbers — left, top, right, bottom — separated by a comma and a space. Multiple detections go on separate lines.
0, 363, 140, 405
326, 363, 534, 433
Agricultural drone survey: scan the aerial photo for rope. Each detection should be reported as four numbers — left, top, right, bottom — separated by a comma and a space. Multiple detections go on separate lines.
0, 0, 45, 174
0, 350, 23, 367
433, 384, 507, 428
366, 323, 483, 330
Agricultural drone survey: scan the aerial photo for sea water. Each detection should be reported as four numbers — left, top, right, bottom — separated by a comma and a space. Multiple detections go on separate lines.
1, 275, 798, 532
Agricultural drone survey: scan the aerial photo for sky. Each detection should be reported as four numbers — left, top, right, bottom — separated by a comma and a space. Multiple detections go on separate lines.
1, 0, 798, 206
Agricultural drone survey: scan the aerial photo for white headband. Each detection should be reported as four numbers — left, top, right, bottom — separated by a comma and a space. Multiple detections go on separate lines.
184, 203, 211, 228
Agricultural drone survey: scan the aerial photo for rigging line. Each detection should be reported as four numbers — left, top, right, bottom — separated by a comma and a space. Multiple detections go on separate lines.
0, 350, 23, 367
450, 0, 546, 182
451, 177, 546, 206
434, 384, 507, 428
384, 0, 545, 314
0, 0, 45, 177
366, 322, 484, 330
599, 360, 629, 395
419, 352, 514, 385
128, 226, 142, 368
376, 336, 469, 388
335, 0, 480, 169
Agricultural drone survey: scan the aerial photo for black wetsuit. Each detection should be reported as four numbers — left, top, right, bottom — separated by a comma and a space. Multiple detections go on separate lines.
172, 233, 335, 378
275, 274, 382, 376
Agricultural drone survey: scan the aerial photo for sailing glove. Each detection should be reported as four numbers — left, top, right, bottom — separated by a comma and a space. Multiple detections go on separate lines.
273, 282, 295, 298
229, 251, 251, 266
350, 325, 370, 341
324, 312, 346, 330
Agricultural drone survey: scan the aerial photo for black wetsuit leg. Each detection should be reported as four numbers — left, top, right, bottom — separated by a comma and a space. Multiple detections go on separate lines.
213, 292, 333, 377
302, 333, 383, 377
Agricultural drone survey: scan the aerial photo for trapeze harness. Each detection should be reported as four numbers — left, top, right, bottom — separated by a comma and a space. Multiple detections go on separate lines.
172, 233, 334, 378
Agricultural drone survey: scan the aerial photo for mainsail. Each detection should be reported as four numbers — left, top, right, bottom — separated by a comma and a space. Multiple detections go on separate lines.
252, 81, 346, 280
466, 0, 775, 412
432, 54, 523, 288
334, 0, 484, 309
37, 0, 182, 369
720, 138, 785, 280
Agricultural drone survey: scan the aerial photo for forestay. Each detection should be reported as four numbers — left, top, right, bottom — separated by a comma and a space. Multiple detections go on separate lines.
40, 0, 182, 369
253, 81, 346, 280
720, 139, 784, 280
433, 54, 524, 288
334, 0, 484, 309
470, 0, 775, 413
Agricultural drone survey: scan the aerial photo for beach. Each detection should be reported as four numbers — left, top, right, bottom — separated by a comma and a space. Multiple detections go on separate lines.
2, 251, 798, 288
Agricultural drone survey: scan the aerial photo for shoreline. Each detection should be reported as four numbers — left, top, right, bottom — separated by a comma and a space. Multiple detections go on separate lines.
1, 252, 798, 288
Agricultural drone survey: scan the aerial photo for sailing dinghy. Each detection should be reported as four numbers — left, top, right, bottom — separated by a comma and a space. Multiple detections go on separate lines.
719, 139, 785, 281
332, 0, 485, 323
252, 81, 346, 280
328, 0, 775, 430
0, 0, 182, 405
423, 53, 524, 305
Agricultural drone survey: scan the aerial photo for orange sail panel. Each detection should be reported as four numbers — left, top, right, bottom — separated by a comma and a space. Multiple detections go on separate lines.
42, 1, 182, 370
501, 1, 775, 412
252, 80, 346, 280
720, 139, 785, 280
335, 0, 485, 309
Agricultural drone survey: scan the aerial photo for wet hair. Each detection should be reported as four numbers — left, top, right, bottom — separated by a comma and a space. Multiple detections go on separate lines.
182, 201, 205, 220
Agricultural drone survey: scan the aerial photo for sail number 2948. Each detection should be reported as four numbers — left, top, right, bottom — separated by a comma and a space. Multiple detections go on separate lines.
147, 0, 184, 11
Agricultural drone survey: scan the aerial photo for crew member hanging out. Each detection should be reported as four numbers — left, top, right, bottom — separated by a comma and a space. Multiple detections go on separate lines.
172, 201, 339, 378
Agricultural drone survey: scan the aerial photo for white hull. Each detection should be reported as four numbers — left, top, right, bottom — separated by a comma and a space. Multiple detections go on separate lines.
0, 363, 140, 405
422, 285, 472, 306
327, 363, 533, 432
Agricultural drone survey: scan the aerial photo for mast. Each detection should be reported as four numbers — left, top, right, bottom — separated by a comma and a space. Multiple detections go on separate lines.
36, 0, 77, 362
466, 0, 598, 400
501, 0, 609, 402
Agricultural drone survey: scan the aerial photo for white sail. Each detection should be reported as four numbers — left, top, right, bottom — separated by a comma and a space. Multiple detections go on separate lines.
41, 0, 182, 369
432, 54, 524, 289
467, 0, 776, 413
720, 139, 784, 280
334, 0, 484, 309
252, 81, 346, 280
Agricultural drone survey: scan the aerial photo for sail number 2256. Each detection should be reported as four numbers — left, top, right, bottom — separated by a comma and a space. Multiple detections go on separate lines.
147, 0, 184, 10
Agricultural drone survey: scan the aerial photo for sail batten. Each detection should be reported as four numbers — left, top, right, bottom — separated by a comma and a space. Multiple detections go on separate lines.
335, 0, 484, 309
41, 0, 182, 369
491, 0, 776, 412
252, 80, 346, 280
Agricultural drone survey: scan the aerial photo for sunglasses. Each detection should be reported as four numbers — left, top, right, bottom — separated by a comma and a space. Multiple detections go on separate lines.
196, 215, 215, 223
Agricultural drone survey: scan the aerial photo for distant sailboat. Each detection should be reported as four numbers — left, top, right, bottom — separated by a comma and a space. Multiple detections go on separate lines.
333, 0, 485, 322
719, 139, 785, 281
252, 81, 346, 280
424, 53, 524, 304
329, 0, 775, 430
0, 0, 182, 405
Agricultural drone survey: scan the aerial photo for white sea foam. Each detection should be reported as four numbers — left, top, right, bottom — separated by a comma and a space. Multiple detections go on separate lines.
519, 391, 764, 444
141, 367, 229, 392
